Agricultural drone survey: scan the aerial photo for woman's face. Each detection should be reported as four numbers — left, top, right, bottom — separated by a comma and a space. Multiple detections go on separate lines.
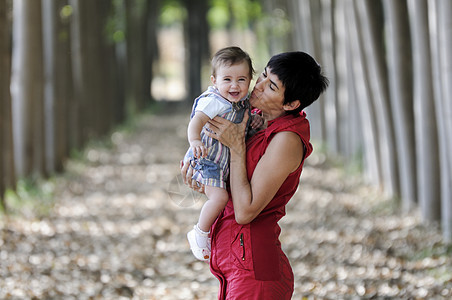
249, 67, 286, 119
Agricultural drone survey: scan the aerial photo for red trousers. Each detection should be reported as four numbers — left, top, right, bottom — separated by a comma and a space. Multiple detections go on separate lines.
210, 220, 294, 300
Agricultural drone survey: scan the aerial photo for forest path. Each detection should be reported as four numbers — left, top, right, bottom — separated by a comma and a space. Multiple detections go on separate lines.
1, 105, 451, 299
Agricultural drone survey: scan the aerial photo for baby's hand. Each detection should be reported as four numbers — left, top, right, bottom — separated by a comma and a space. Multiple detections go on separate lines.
250, 113, 265, 130
190, 140, 207, 158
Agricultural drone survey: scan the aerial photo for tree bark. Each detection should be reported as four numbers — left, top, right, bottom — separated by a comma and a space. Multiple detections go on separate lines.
145, 0, 160, 104
69, 0, 84, 149
321, 0, 339, 153
11, 0, 45, 177
184, 0, 209, 102
430, 0, 452, 241
345, 0, 380, 184
42, 0, 65, 173
294, 0, 325, 141
357, 0, 400, 197
383, 0, 417, 211
125, 0, 150, 111
407, 0, 441, 222
55, 0, 73, 168
0, 0, 14, 208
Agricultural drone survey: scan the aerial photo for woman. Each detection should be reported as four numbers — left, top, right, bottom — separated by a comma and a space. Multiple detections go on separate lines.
182, 51, 328, 299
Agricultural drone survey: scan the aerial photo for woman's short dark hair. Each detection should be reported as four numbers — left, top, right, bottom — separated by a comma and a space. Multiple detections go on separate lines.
266, 52, 329, 114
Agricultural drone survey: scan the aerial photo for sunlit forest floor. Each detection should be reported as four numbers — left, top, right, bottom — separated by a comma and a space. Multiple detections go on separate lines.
1, 104, 451, 299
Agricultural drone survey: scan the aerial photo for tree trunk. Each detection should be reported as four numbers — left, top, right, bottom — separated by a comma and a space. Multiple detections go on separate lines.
293, 0, 325, 141
184, 0, 209, 102
383, 0, 417, 211
345, 0, 380, 184
320, 0, 339, 153
56, 0, 73, 169
110, 0, 126, 126
329, 0, 356, 159
431, 0, 452, 242
125, 0, 149, 111
42, 0, 60, 173
357, 0, 400, 197
86, 0, 104, 137
11, 0, 45, 178
0, 0, 14, 208
145, 0, 160, 104
69, 0, 84, 149
407, 0, 441, 222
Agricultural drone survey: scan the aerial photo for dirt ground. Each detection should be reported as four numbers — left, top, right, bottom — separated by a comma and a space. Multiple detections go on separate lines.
1, 104, 451, 299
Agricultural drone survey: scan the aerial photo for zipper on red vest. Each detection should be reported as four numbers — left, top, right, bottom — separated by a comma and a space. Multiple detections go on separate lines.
240, 233, 245, 261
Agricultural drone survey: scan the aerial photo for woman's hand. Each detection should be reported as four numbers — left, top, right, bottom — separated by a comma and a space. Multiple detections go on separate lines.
180, 160, 205, 194
250, 113, 265, 130
204, 110, 249, 155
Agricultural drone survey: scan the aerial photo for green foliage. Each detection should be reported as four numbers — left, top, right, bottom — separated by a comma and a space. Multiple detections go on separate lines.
207, 1, 229, 29
60, 4, 73, 19
410, 242, 452, 261
2, 178, 56, 218
105, 0, 126, 44
208, 0, 262, 30
405, 242, 452, 283
160, 0, 186, 27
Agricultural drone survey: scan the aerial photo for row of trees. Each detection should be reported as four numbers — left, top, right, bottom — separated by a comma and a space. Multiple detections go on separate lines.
0, 0, 286, 212
2, 0, 451, 241
0, 0, 273, 211
0, 0, 160, 210
288, 0, 451, 241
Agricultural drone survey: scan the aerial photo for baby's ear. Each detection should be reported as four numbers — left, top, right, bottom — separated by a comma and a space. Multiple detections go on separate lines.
283, 100, 301, 111
210, 75, 216, 85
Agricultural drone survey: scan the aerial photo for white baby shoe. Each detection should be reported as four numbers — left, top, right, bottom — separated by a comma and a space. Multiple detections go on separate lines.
187, 224, 211, 261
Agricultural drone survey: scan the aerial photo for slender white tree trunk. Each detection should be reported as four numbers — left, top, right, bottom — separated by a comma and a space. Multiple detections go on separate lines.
11, 0, 45, 177
407, 0, 441, 222
344, 0, 379, 184
383, 0, 417, 211
42, 0, 57, 174
297, 0, 325, 141
431, 0, 452, 241
357, 0, 399, 197
321, 0, 339, 153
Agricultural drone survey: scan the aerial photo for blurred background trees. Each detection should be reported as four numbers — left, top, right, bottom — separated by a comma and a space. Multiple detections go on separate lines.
0, 0, 451, 241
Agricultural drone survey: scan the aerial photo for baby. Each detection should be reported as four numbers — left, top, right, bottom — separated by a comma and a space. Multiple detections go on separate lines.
184, 46, 263, 261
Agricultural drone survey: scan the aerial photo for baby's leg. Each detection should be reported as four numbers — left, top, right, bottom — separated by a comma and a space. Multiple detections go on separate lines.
198, 186, 229, 232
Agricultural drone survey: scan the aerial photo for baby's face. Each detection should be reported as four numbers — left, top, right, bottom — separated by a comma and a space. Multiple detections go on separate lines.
211, 62, 251, 103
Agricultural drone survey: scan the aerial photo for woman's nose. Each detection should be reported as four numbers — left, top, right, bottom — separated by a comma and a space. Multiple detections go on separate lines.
255, 78, 265, 90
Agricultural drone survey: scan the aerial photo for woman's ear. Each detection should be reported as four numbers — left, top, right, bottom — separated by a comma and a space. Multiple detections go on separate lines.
283, 100, 301, 111
210, 75, 216, 85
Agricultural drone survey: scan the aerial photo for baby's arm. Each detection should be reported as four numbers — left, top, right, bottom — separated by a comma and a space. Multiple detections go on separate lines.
188, 111, 211, 158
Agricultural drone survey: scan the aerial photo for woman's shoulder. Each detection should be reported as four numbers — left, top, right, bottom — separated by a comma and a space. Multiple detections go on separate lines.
265, 112, 312, 159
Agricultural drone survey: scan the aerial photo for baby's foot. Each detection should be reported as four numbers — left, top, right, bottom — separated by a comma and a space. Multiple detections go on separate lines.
187, 224, 211, 261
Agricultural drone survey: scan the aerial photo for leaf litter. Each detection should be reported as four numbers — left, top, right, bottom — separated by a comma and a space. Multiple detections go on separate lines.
1, 106, 451, 299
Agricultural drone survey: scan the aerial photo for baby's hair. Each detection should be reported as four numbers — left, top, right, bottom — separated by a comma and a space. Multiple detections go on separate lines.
211, 46, 254, 79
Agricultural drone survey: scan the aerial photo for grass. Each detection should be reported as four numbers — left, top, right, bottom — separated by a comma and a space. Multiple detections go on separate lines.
1, 177, 57, 219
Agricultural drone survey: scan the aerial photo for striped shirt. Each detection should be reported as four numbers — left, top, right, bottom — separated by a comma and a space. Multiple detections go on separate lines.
185, 86, 249, 189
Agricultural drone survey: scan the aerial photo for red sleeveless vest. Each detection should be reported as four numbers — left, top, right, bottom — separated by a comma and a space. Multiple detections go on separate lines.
210, 111, 313, 298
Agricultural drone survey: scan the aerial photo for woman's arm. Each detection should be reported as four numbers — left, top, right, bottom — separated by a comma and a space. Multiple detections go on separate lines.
206, 115, 304, 224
